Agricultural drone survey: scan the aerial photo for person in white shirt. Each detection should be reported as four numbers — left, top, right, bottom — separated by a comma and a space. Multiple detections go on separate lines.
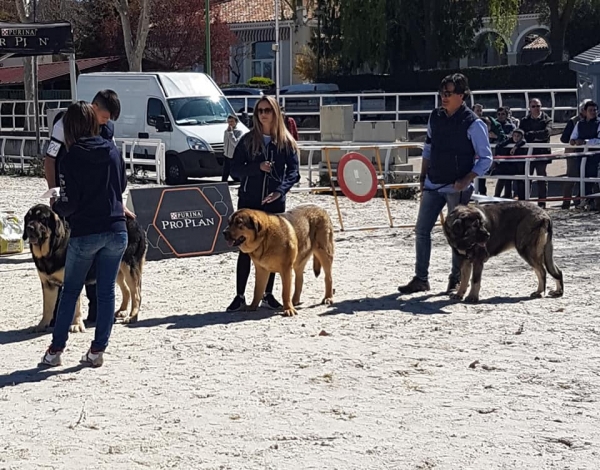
222, 114, 245, 183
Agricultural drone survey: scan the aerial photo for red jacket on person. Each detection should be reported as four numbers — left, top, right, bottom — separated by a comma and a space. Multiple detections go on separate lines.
285, 116, 299, 141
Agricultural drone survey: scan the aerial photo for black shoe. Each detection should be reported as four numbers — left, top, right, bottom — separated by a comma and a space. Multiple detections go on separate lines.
446, 277, 460, 293
398, 277, 430, 294
226, 295, 246, 312
261, 293, 282, 310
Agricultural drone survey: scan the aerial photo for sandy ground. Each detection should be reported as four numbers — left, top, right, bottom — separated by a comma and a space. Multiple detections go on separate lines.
1, 174, 599, 470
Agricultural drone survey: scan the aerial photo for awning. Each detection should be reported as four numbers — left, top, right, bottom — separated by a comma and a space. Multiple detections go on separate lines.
0, 56, 121, 86
234, 26, 290, 43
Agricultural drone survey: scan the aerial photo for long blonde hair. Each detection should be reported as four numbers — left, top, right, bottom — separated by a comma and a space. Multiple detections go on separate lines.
248, 95, 298, 157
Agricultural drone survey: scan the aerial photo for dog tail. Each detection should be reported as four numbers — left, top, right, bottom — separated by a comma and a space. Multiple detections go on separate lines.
544, 219, 563, 286
313, 256, 322, 278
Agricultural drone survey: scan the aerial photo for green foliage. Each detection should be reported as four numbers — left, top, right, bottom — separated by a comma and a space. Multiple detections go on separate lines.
488, 0, 520, 52
324, 62, 576, 93
564, 0, 600, 57
247, 76, 275, 87
340, 0, 483, 72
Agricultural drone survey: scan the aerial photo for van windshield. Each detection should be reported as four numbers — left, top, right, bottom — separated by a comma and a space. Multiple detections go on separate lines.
167, 96, 233, 125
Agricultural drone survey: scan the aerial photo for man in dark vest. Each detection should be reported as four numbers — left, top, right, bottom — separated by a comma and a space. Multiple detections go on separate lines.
569, 100, 600, 209
398, 73, 493, 295
44, 89, 123, 325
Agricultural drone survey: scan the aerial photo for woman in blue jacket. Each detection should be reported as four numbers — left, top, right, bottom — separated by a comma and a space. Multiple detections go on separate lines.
41, 101, 128, 368
228, 95, 300, 312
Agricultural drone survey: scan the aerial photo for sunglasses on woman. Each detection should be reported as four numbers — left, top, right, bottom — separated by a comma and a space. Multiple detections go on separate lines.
257, 107, 273, 115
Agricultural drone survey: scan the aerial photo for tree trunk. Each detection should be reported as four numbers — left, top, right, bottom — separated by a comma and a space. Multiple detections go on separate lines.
422, 0, 438, 69
547, 0, 577, 62
15, 0, 35, 130
114, 0, 152, 71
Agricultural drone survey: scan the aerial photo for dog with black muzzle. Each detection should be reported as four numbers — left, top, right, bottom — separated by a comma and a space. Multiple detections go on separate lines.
442, 201, 564, 303
23, 203, 148, 332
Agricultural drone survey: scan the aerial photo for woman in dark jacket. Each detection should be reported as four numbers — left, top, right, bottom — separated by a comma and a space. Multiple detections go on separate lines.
228, 96, 300, 312
41, 101, 128, 368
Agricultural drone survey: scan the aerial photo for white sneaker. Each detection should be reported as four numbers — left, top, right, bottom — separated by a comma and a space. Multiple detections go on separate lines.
80, 349, 104, 368
40, 348, 62, 367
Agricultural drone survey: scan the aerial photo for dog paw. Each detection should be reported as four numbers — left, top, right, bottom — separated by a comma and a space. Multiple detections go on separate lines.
245, 305, 259, 312
530, 291, 543, 299
69, 321, 86, 333
449, 293, 464, 301
282, 307, 298, 317
122, 315, 138, 324
33, 322, 49, 333
114, 310, 128, 318
547, 290, 564, 298
321, 297, 334, 305
464, 295, 479, 304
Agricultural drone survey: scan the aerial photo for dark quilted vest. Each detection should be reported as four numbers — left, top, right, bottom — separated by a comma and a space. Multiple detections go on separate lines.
427, 104, 478, 185
576, 118, 600, 140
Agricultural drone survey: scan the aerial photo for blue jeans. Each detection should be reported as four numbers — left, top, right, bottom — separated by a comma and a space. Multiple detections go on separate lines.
51, 231, 127, 352
415, 188, 473, 282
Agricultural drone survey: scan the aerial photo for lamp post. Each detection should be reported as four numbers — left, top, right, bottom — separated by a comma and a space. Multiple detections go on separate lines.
316, 0, 322, 79
274, 0, 280, 103
205, 0, 211, 76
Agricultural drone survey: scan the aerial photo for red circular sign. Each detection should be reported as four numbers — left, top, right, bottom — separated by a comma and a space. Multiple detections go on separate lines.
337, 152, 378, 203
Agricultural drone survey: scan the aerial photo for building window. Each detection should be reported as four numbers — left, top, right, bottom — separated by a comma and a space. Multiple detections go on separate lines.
251, 41, 274, 79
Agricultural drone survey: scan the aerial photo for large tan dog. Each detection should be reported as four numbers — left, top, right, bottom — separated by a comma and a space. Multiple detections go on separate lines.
23, 204, 148, 332
222, 204, 335, 316
442, 200, 564, 303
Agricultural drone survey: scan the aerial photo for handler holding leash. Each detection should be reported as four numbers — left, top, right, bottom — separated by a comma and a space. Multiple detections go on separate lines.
398, 73, 493, 295
41, 102, 128, 368
227, 95, 300, 312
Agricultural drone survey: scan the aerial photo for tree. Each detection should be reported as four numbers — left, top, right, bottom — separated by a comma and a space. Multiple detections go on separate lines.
546, 0, 578, 61
564, 0, 600, 57
113, 0, 152, 71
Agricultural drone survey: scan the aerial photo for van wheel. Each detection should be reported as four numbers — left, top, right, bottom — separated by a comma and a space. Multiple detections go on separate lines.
166, 155, 187, 185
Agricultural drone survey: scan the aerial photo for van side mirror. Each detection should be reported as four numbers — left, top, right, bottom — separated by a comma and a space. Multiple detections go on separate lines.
154, 115, 171, 132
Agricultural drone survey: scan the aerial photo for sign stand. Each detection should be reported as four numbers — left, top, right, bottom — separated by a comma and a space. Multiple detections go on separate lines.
126, 182, 236, 261
324, 147, 396, 231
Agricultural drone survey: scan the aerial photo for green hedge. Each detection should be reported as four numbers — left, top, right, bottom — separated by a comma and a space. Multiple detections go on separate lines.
323, 62, 576, 92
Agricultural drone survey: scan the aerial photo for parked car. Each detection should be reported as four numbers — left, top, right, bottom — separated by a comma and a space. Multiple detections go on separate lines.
221, 87, 264, 114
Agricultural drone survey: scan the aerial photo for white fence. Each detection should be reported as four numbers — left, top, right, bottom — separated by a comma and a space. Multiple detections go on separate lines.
228, 88, 578, 130
0, 135, 166, 184
297, 141, 600, 205
0, 89, 579, 134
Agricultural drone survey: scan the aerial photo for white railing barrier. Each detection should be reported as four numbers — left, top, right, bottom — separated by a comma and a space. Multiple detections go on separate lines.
116, 138, 166, 185
0, 135, 166, 184
296, 141, 600, 204
0, 99, 72, 132
226, 88, 577, 126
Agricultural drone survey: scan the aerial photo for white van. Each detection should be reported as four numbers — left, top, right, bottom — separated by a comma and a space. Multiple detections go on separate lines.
76, 72, 248, 184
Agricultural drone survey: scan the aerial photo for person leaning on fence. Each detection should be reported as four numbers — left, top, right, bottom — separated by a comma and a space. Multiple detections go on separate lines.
222, 114, 245, 183
518, 98, 552, 208
569, 100, 600, 210
492, 129, 527, 199
560, 99, 590, 209
397, 73, 493, 295
40, 101, 129, 368
43, 89, 124, 325
227, 95, 301, 312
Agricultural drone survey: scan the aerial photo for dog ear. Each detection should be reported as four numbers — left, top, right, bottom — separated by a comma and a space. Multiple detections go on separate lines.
248, 216, 262, 235
22, 212, 29, 241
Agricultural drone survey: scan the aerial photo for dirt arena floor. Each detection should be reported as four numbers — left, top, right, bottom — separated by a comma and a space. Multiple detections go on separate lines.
1, 175, 599, 469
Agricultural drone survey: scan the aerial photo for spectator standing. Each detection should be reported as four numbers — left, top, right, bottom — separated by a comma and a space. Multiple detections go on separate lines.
222, 114, 245, 183
560, 99, 590, 209
569, 100, 600, 210
493, 129, 527, 198
496, 106, 516, 136
518, 98, 552, 207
